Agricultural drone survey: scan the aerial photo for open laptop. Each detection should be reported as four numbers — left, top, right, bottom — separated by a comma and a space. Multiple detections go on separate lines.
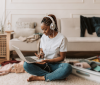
12, 45, 44, 63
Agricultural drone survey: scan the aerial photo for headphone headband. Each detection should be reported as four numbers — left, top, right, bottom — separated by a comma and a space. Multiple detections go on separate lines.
43, 15, 56, 31
45, 16, 55, 25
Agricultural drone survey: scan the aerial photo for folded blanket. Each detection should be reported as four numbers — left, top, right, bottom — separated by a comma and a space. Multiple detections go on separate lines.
1, 60, 20, 66
74, 62, 91, 69
0, 61, 27, 76
18, 34, 40, 43
68, 61, 91, 69
0, 64, 12, 76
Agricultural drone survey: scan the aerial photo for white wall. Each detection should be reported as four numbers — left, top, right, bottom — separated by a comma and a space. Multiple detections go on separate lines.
0, 0, 5, 30
4, 0, 100, 30
0, 0, 5, 18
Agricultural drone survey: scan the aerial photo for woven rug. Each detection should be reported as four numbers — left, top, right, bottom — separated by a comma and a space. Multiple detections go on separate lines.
0, 58, 100, 85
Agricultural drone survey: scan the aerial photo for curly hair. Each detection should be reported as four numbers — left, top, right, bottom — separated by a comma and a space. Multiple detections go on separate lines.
41, 14, 58, 32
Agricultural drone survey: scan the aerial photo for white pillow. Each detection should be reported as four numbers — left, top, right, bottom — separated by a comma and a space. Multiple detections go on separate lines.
14, 28, 35, 38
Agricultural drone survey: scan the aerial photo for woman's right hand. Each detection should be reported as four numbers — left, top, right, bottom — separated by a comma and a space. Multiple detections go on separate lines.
34, 52, 44, 59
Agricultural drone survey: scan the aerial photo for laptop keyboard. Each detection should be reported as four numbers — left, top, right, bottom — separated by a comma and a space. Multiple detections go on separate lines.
25, 57, 36, 62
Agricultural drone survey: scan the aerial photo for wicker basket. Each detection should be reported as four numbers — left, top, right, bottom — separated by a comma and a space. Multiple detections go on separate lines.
0, 35, 7, 58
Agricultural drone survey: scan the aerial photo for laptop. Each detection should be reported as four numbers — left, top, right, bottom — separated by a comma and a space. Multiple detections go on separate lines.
12, 45, 44, 63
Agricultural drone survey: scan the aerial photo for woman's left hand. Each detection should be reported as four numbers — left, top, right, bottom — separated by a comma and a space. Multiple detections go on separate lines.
35, 60, 49, 64
42, 60, 49, 63
35, 62, 46, 64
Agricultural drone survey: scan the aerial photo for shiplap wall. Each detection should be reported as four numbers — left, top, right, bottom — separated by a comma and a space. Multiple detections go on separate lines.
0, 0, 5, 30
0, 0, 4, 18
1, 0, 100, 30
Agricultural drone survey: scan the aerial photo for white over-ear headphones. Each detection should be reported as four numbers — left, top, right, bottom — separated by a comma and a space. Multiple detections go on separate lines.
45, 16, 56, 31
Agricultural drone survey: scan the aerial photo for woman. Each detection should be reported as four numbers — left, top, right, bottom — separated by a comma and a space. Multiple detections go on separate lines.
23, 14, 72, 82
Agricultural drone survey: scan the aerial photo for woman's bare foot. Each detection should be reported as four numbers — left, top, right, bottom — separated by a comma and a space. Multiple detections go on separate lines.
27, 75, 45, 82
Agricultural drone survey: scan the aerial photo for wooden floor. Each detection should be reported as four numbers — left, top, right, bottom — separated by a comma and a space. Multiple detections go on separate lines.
66, 51, 100, 58
0, 51, 37, 64
10, 51, 100, 58
0, 51, 100, 64
11, 51, 37, 59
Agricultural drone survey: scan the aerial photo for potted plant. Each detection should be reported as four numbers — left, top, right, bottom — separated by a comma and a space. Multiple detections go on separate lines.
0, 11, 11, 34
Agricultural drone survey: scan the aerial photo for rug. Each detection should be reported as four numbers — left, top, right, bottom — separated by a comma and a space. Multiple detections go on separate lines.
0, 73, 100, 85
0, 58, 100, 85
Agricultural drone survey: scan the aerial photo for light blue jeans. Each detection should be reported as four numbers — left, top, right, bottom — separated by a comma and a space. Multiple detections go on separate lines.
23, 62, 72, 81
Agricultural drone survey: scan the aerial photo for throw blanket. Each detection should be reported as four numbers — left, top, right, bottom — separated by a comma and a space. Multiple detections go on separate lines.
0, 61, 26, 76
11, 61, 26, 73
1, 60, 20, 66
18, 34, 40, 43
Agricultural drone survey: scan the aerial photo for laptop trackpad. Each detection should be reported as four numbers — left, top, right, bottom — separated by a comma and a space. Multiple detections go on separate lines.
25, 56, 43, 62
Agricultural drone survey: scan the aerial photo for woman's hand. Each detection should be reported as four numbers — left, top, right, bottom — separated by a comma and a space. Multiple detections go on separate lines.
34, 52, 44, 59
34, 48, 44, 59
35, 60, 49, 64
35, 62, 46, 64
42, 60, 49, 63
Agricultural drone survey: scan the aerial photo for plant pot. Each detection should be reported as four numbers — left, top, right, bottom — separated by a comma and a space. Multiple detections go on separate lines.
1, 27, 4, 34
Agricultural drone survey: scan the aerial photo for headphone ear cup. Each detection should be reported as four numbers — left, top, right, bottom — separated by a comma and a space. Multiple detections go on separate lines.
50, 23, 56, 30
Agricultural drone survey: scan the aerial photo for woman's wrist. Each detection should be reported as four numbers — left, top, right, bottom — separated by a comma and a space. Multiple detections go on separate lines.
46, 59, 50, 63
42, 59, 49, 63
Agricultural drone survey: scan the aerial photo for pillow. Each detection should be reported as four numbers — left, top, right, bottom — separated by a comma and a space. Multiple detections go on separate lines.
14, 28, 35, 38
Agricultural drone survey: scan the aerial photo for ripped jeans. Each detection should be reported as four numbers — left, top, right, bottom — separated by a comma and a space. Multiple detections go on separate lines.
23, 62, 72, 81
